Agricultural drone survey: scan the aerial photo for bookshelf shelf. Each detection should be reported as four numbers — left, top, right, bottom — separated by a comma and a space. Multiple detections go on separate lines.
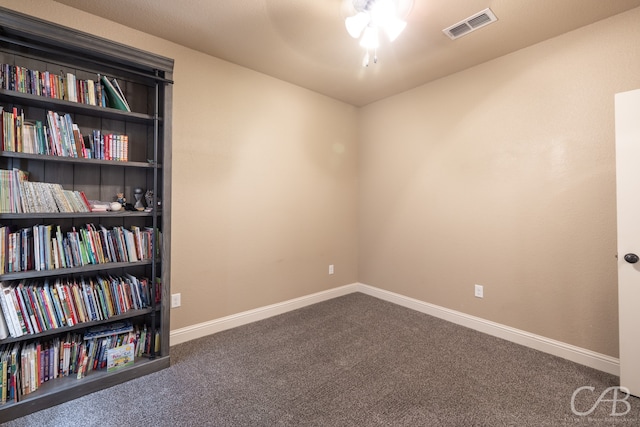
0, 307, 155, 345
0, 260, 155, 281
0, 356, 170, 418
0, 210, 161, 220
0, 7, 173, 422
0, 151, 162, 168
0, 89, 158, 124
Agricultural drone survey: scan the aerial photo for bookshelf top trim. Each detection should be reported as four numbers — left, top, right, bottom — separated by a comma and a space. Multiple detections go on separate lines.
0, 7, 174, 78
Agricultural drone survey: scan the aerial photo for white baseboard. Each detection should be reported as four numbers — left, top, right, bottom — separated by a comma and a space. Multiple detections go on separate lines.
169, 282, 619, 376
169, 283, 359, 346
355, 283, 620, 376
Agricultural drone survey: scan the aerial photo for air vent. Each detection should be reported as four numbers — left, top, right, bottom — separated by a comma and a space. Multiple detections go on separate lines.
443, 8, 498, 40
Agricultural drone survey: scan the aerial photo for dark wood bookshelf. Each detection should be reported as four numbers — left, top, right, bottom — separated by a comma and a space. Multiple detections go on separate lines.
0, 7, 173, 422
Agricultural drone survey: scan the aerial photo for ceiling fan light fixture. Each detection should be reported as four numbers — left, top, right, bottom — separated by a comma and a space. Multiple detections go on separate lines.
345, 0, 412, 65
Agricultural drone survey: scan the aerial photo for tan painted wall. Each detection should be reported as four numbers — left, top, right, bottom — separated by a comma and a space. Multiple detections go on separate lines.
359, 7, 640, 357
0, 0, 359, 330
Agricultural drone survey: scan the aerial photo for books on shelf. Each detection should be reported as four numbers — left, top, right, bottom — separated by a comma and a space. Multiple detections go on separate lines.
0, 65, 132, 112
0, 321, 156, 404
0, 275, 154, 339
1, 106, 130, 161
0, 168, 91, 214
0, 223, 160, 274
88, 130, 129, 161
0, 168, 27, 214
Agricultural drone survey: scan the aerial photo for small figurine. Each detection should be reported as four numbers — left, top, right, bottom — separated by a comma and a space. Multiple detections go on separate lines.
145, 189, 161, 211
144, 190, 154, 210
116, 192, 126, 206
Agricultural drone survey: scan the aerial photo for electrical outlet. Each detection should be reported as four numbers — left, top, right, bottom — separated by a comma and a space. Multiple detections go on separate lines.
171, 293, 181, 308
329, 264, 334, 275
474, 284, 484, 298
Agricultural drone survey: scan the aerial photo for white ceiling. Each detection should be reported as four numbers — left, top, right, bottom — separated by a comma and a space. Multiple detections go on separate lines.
54, 0, 640, 106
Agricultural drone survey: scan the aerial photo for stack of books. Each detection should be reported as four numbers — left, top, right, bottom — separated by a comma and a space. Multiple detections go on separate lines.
0, 168, 91, 214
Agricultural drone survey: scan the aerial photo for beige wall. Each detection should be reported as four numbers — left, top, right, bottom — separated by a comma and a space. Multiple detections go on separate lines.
3, 0, 639, 359
359, 7, 640, 357
0, 0, 359, 329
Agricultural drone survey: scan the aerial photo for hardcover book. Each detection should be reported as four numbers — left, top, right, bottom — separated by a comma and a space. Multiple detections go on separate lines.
106, 343, 134, 372
100, 76, 130, 112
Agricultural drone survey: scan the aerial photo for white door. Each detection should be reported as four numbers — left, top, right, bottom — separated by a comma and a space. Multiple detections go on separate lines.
616, 88, 640, 397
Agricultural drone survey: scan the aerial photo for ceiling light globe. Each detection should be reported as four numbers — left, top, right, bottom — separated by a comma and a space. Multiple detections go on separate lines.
370, 0, 398, 27
384, 18, 407, 41
359, 26, 380, 49
345, 12, 369, 38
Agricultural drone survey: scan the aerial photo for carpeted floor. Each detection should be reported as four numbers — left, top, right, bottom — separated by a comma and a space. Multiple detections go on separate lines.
3, 292, 638, 426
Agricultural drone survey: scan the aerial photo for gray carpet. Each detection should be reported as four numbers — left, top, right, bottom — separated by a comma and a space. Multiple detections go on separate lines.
4, 292, 638, 426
